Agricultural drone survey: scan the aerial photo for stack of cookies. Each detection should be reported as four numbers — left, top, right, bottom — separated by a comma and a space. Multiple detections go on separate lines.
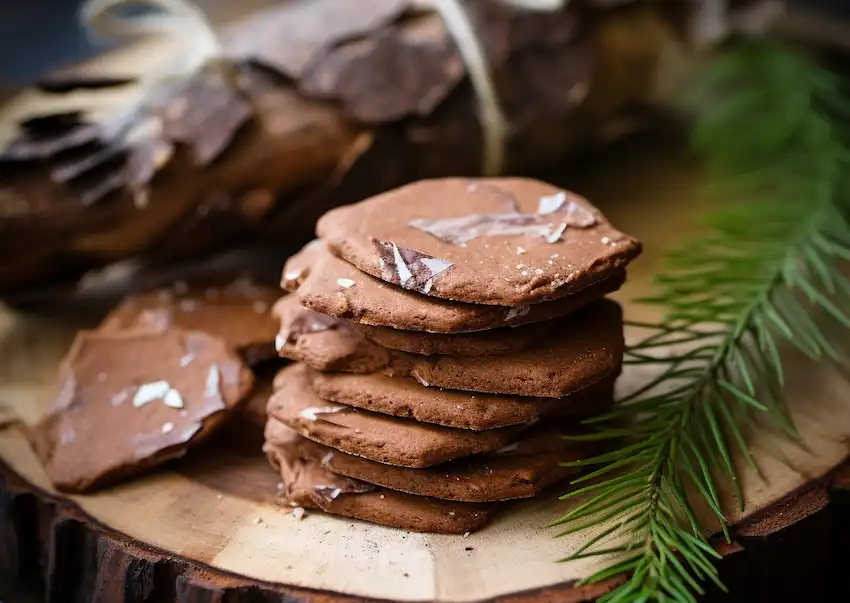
265, 178, 641, 534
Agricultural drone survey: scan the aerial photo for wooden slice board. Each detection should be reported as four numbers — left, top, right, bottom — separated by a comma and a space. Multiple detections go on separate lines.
1, 135, 850, 602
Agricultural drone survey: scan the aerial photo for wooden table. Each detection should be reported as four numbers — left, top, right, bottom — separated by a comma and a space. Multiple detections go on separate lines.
1, 134, 849, 602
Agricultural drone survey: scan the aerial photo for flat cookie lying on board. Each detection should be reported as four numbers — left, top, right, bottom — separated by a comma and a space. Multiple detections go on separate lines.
266, 427, 492, 533
310, 369, 616, 430
279, 300, 624, 398
316, 178, 641, 306
103, 278, 280, 366
284, 239, 624, 333
29, 324, 254, 493
273, 294, 552, 359
267, 364, 520, 468
266, 419, 595, 503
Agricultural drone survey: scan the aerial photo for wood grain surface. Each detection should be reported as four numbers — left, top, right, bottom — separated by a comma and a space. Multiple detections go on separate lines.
0, 134, 849, 602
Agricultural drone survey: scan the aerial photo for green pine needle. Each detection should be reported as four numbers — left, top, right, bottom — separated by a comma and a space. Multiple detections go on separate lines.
555, 38, 850, 602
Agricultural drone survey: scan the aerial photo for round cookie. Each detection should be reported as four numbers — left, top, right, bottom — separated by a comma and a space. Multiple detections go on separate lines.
309, 369, 616, 430
275, 300, 624, 398
265, 426, 492, 534
267, 419, 597, 503
316, 178, 641, 306
274, 294, 553, 359
30, 323, 254, 493
267, 364, 521, 468
284, 239, 625, 333
272, 296, 391, 373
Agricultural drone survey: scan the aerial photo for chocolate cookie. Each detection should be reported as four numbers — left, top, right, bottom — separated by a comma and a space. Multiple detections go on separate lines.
103, 278, 279, 366
267, 364, 519, 467
316, 178, 641, 306
310, 370, 616, 430
266, 427, 491, 533
285, 240, 624, 333
266, 419, 593, 503
279, 300, 624, 398
274, 295, 552, 362
272, 297, 390, 373
30, 323, 254, 493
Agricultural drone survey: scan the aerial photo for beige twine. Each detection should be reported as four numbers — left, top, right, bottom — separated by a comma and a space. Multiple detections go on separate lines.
80, 0, 222, 87
79, 0, 568, 176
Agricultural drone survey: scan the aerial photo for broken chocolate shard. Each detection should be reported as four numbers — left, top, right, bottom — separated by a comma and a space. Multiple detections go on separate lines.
160, 67, 252, 166
282, 307, 344, 343
313, 481, 375, 502
372, 239, 453, 294
409, 186, 597, 246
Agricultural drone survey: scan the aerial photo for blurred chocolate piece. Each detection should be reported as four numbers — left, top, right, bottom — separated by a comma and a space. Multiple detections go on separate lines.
103, 278, 279, 366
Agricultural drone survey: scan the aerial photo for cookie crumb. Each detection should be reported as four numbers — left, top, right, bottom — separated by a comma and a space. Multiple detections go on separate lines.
292, 507, 306, 520
516, 247, 526, 255
534, 268, 544, 275
403, 572, 410, 578
601, 236, 611, 244
161, 422, 174, 434
380, 494, 385, 499
465, 547, 474, 551
336, 278, 356, 289
463, 531, 470, 538
448, 511, 456, 516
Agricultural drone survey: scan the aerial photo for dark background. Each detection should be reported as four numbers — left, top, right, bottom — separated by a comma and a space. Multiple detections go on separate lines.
0, 0, 849, 87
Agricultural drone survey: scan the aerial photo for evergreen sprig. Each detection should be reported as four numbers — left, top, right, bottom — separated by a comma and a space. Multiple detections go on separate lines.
554, 38, 850, 602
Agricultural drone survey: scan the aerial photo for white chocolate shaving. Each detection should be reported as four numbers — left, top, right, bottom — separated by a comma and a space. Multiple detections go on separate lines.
133, 381, 171, 407
163, 389, 184, 409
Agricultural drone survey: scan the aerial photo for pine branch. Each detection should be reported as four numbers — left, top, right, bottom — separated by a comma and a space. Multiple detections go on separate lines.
554, 38, 850, 602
